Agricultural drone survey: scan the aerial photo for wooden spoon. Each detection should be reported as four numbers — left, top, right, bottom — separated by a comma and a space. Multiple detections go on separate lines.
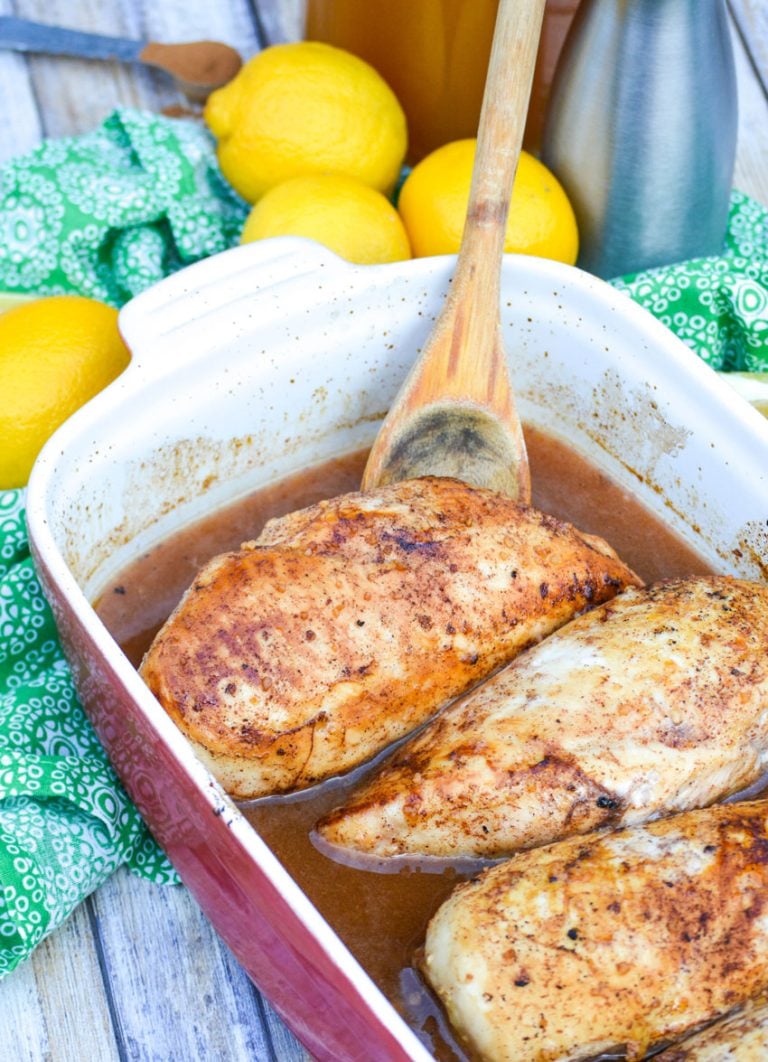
361, 0, 546, 503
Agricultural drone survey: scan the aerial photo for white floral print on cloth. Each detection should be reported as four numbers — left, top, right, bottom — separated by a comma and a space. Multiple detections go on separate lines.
0, 108, 248, 306
611, 190, 768, 371
0, 490, 178, 979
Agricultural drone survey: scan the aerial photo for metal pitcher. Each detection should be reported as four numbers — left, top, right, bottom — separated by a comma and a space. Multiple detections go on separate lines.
542, 0, 738, 278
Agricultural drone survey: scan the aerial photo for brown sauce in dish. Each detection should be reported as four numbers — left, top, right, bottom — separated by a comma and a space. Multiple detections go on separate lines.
94, 428, 714, 1061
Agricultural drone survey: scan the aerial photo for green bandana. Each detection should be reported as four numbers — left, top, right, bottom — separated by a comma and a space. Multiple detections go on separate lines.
610, 189, 768, 372
0, 491, 178, 978
0, 108, 247, 306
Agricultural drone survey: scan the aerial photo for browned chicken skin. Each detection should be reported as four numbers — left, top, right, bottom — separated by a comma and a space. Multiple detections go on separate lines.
140, 477, 640, 799
423, 800, 768, 1062
318, 576, 768, 859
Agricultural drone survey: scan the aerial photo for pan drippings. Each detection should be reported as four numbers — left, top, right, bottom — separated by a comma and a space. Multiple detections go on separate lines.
95, 428, 713, 1060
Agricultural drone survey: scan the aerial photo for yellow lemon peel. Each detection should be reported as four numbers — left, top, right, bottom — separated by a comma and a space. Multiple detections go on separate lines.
0, 295, 130, 488
240, 174, 411, 265
205, 41, 407, 203
398, 139, 579, 265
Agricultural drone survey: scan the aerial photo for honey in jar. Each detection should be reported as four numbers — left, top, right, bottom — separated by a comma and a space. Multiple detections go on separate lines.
304, 0, 581, 162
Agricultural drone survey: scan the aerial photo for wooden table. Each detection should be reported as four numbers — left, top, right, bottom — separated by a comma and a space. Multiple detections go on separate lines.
1, 2, 767, 1059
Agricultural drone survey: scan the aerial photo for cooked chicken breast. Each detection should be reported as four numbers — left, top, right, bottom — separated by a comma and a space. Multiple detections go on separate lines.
140, 477, 639, 799
422, 800, 768, 1062
318, 577, 768, 858
657, 994, 768, 1060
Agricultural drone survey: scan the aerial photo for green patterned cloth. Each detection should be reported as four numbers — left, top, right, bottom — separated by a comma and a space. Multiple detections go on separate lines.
610, 189, 768, 371
0, 491, 178, 978
0, 107, 247, 306
0, 107, 253, 979
0, 108, 766, 979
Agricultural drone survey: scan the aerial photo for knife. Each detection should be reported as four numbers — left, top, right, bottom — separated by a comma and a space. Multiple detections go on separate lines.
0, 16, 242, 98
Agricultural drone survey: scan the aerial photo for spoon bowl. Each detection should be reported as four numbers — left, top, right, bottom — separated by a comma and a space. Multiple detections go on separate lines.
361, 0, 546, 502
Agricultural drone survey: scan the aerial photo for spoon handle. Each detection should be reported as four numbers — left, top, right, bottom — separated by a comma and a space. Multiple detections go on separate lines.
442, 0, 546, 420
362, 0, 545, 501
458, 0, 547, 297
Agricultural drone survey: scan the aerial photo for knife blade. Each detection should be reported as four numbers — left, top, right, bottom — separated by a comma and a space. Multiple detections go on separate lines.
0, 16, 243, 100
0, 16, 145, 64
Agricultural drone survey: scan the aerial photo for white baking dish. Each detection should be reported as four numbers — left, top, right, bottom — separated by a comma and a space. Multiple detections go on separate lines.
25, 236, 768, 1059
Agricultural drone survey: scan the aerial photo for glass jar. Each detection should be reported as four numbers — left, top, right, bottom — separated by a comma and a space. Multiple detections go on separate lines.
304, 0, 581, 162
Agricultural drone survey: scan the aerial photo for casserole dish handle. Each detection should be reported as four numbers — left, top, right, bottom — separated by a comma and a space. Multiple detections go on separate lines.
118, 236, 346, 376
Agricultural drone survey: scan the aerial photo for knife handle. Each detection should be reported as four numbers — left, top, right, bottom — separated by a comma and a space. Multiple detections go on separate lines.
0, 16, 144, 64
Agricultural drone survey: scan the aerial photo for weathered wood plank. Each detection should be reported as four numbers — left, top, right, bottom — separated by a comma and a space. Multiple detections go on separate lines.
0, 51, 43, 163
0, 901, 120, 1062
13, 0, 159, 139
0, 0, 44, 163
731, 12, 768, 205
8, 0, 263, 143
89, 868, 310, 1061
730, 0, 768, 97
144, 0, 262, 55
0, 959, 50, 1061
32, 902, 121, 1062
253, 0, 305, 44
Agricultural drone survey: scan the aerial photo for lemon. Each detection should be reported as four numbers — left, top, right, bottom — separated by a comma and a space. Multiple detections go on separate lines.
240, 174, 411, 265
398, 139, 579, 264
718, 371, 768, 417
0, 291, 36, 313
204, 41, 408, 204
0, 295, 130, 488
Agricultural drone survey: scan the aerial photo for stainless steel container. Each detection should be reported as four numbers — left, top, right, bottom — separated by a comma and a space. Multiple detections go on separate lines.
542, 0, 738, 279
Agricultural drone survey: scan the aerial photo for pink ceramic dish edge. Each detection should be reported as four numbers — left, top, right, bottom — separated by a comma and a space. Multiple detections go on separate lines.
25, 236, 768, 1060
